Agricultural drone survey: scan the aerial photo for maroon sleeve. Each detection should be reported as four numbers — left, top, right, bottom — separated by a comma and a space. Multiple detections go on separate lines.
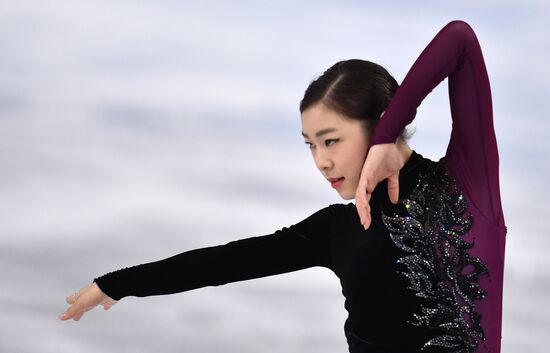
369, 20, 502, 223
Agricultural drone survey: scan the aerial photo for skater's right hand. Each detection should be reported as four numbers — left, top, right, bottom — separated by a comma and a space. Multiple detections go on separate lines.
59, 282, 118, 321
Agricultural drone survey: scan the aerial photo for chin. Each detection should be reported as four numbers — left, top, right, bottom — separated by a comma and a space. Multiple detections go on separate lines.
338, 191, 355, 200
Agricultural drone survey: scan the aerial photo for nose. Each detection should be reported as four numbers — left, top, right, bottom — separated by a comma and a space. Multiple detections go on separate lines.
313, 148, 333, 173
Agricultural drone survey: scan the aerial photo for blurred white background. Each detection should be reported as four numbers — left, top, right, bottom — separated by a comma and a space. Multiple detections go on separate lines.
1, 1, 548, 352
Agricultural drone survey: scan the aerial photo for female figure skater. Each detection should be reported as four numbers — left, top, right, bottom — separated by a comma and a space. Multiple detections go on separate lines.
59, 20, 506, 353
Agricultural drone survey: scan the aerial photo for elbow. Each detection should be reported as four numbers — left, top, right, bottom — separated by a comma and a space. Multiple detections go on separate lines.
446, 19, 475, 33
445, 19, 480, 44
441, 20, 483, 57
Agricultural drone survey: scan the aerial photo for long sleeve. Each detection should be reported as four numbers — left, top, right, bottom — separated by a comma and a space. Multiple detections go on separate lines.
93, 205, 338, 301
370, 20, 502, 224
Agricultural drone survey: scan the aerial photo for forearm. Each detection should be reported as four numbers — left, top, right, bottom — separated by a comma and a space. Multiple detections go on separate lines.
370, 20, 481, 146
94, 245, 231, 300
94, 228, 331, 301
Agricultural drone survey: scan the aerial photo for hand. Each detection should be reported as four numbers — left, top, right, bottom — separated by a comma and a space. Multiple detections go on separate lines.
59, 282, 118, 321
355, 143, 404, 230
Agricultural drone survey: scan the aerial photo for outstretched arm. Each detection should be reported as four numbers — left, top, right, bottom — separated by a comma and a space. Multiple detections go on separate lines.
92, 212, 333, 300
59, 205, 337, 320
357, 20, 502, 228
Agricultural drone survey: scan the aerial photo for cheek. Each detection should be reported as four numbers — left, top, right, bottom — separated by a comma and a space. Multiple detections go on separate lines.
346, 153, 367, 188
348, 153, 366, 176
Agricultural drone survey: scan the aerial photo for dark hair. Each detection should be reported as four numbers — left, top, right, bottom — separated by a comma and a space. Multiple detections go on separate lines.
299, 59, 414, 141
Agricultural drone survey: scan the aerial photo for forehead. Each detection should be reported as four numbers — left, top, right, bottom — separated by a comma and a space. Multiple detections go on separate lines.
301, 103, 359, 135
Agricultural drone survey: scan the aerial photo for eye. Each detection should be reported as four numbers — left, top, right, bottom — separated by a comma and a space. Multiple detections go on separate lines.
325, 139, 339, 146
304, 141, 314, 149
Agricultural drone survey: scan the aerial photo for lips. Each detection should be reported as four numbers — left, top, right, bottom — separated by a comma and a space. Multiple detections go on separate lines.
328, 177, 345, 188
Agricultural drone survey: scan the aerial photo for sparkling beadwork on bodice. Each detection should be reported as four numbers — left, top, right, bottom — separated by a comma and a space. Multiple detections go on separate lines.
381, 158, 489, 353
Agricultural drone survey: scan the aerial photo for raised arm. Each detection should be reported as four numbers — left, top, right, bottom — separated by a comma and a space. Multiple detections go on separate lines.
59, 205, 338, 320
369, 20, 502, 223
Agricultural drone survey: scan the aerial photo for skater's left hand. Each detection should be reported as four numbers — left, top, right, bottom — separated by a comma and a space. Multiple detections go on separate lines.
355, 142, 403, 230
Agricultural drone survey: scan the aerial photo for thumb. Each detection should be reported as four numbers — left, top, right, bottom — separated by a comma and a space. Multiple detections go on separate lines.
387, 172, 400, 204
103, 302, 116, 310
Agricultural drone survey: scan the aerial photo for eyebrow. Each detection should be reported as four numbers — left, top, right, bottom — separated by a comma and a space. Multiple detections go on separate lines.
301, 127, 338, 139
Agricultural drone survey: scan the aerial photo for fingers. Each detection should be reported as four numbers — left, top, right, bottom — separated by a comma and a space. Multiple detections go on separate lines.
65, 291, 79, 304
355, 142, 403, 230
60, 290, 81, 320
59, 300, 93, 321
355, 180, 372, 231
59, 301, 80, 321
355, 183, 365, 222
102, 299, 117, 310
362, 193, 372, 230
60, 283, 115, 321
73, 311, 85, 321
387, 173, 400, 204
65, 283, 93, 303
60, 285, 92, 321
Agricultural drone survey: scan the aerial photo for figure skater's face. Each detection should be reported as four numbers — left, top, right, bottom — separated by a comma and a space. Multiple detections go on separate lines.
301, 102, 370, 200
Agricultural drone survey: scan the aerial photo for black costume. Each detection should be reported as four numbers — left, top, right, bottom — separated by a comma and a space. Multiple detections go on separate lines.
94, 20, 506, 353
96, 152, 451, 352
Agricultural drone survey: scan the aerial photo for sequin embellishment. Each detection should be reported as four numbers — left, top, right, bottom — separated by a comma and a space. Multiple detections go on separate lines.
381, 158, 489, 353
